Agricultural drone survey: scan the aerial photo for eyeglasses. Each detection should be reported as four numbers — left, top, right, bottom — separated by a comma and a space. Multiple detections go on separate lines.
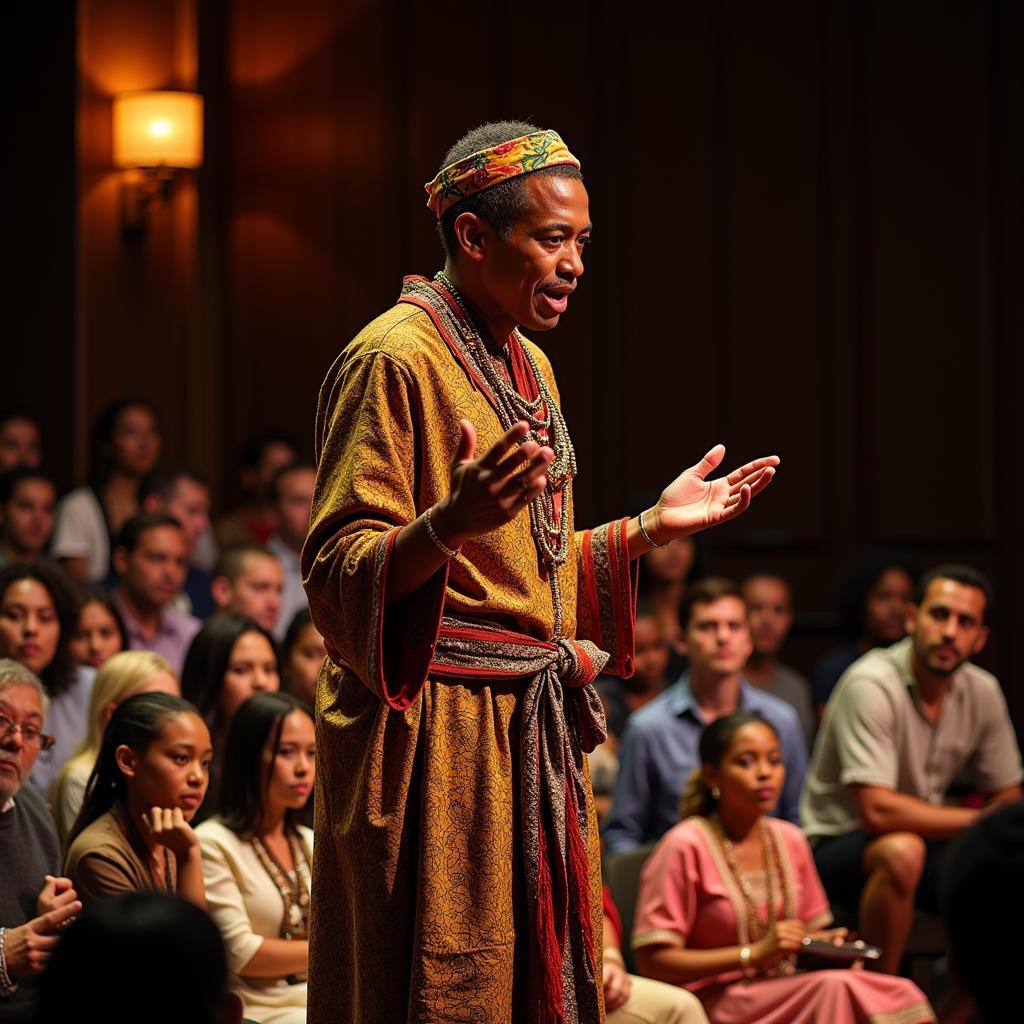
0, 713, 55, 752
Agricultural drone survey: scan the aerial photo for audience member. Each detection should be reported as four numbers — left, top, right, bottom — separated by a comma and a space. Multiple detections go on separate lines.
51, 398, 162, 583
0, 470, 57, 567
801, 564, 1022, 975
50, 650, 179, 845
632, 713, 935, 1024
591, 598, 672, 810
602, 885, 708, 1024
281, 609, 325, 710
216, 432, 298, 551
741, 573, 814, 746
111, 513, 201, 675
67, 584, 127, 670
0, 562, 94, 798
0, 413, 42, 473
211, 546, 284, 635
942, 803, 1024, 1024
64, 692, 210, 909
34, 891, 243, 1024
602, 578, 806, 853
265, 464, 315, 642
811, 549, 918, 714
0, 659, 81, 1022
640, 534, 701, 681
140, 466, 215, 618
181, 613, 281, 822
198, 692, 314, 1023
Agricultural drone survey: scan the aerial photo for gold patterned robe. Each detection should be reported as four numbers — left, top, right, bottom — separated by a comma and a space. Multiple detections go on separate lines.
303, 288, 638, 1023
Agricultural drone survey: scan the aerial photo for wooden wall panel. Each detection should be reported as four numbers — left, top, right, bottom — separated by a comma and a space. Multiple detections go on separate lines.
864, 1, 994, 543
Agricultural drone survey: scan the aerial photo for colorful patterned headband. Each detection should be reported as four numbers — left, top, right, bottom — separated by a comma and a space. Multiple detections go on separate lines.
424, 130, 581, 219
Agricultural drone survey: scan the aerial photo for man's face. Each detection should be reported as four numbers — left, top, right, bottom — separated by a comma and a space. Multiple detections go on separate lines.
475, 175, 591, 333
864, 567, 915, 645
682, 596, 753, 681
0, 682, 45, 803
0, 419, 41, 473
276, 469, 315, 549
907, 578, 989, 678
118, 526, 188, 611
0, 478, 56, 557
227, 554, 284, 632
743, 576, 793, 657
257, 443, 297, 496
164, 478, 210, 555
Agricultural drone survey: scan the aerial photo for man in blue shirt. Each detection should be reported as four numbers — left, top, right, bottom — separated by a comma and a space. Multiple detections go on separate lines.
602, 577, 807, 853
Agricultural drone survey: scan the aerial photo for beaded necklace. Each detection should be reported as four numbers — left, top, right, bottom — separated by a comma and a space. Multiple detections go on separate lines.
710, 815, 796, 976
250, 830, 311, 941
432, 271, 577, 639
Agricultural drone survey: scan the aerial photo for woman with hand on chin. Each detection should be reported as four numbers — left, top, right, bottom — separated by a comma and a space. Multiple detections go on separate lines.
633, 714, 935, 1024
64, 692, 211, 910
198, 693, 314, 1024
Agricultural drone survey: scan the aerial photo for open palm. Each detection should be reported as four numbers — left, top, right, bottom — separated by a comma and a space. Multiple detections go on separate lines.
653, 444, 779, 541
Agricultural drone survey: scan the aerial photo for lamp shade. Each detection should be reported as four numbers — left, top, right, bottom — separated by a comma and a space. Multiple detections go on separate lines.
113, 91, 204, 169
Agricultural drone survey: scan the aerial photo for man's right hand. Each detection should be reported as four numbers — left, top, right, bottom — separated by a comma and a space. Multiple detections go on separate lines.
4, 896, 81, 977
432, 420, 554, 549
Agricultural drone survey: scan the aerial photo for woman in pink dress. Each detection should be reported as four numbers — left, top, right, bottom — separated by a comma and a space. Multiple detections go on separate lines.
632, 713, 935, 1024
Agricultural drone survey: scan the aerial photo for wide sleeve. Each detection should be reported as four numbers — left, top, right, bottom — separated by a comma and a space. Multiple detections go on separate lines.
198, 827, 265, 975
302, 350, 449, 711
574, 518, 639, 677
632, 827, 698, 949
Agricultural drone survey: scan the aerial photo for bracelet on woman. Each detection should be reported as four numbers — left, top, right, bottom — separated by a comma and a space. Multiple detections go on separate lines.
424, 507, 460, 559
638, 508, 662, 549
0, 927, 18, 996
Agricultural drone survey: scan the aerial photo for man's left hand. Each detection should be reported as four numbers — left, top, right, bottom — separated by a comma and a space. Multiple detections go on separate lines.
648, 445, 779, 543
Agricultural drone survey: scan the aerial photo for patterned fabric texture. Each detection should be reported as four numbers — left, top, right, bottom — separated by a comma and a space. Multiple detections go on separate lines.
424, 130, 581, 217
302, 281, 638, 1023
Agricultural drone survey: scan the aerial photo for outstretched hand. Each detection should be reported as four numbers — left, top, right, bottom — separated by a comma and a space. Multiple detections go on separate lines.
432, 420, 554, 549
647, 445, 779, 544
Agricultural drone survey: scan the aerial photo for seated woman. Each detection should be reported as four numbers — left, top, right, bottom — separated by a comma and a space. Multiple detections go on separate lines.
0, 562, 95, 797
64, 691, 211, 910
182, 612, 280, 822
50, 650, 179, 845
198, 692, 314, 1024
633, 713, 935, 1024
68, 584, 128, 671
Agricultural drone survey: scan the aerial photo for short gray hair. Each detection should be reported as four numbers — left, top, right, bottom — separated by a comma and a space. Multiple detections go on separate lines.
0, 658, 49, 717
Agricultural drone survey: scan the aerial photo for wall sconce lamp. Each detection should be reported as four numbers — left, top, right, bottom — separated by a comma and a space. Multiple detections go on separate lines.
113, 90, 204, 237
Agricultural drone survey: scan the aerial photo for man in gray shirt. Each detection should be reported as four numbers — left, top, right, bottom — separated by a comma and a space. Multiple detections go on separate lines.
802, 565, 1022, 974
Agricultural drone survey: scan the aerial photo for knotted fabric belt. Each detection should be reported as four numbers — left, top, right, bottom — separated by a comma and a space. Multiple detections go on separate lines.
429, 616, 609, 1024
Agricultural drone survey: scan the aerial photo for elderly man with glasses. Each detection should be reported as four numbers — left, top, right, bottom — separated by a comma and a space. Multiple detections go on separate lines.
0, 659, 80, 1022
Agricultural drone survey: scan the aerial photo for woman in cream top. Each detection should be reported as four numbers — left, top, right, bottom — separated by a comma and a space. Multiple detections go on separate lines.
198, 692, 314, 1024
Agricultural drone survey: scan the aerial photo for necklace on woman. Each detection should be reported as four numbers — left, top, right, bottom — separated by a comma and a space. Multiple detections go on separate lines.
250, 830, 311, 941
711, 815, 795, 976
431, 271, 578, 638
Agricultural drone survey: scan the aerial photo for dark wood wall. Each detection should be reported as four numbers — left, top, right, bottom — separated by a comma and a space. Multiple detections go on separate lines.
8, 1, 1023, 716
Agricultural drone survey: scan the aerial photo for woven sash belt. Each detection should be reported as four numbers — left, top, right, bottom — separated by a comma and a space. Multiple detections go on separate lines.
429, 615, 609, 1024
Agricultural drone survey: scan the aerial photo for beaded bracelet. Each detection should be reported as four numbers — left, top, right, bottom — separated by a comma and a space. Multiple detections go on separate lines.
424, 507, 460, 559
0, 927, 18, 996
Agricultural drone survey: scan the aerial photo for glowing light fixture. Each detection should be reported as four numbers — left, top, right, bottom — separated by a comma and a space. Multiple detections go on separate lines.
112, 91, 204, 236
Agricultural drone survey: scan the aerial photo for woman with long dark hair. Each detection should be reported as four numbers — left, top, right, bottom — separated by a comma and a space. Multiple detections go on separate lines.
198, 692, 314, 1023
51, 398, 162, 583
632, 713, 935, 1024
64, 691, 210, 910
0, 561, 93, 797
69, 583, 128, 670
181, 613, 280, 822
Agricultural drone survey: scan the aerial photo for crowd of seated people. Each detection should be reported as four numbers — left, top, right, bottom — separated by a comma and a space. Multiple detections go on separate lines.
0, 402, 1020, 1024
